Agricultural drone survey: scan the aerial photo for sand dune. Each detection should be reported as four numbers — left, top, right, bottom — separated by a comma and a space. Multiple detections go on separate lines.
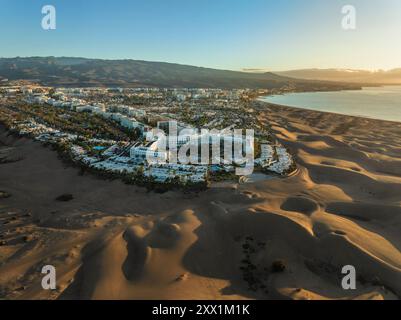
1, 104, 401, 300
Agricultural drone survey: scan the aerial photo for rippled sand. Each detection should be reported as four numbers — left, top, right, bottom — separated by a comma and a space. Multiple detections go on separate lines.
1, 105, 400, 300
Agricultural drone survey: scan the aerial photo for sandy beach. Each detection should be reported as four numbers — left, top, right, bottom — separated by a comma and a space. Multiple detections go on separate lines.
1, 104, 401, 300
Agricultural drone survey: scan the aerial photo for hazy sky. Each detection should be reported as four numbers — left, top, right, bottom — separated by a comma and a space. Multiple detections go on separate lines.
1, 0, 401, 71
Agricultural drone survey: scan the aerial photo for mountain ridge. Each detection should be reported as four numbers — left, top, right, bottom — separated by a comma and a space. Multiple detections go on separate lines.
0, 57, 360, 90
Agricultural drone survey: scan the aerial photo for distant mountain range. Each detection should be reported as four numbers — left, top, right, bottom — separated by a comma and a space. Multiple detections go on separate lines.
276, 68, 401, 84
0, 57, 360, 90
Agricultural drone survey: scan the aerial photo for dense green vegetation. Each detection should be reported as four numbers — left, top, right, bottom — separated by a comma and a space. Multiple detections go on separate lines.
1, 103, 134, 141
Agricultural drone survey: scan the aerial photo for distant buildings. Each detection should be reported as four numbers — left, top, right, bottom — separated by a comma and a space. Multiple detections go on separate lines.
4, 85, 296, 188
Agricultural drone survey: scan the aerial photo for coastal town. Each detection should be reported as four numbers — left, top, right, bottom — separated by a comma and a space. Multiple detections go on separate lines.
2, 0, 401, 303
0, 83, 295, 189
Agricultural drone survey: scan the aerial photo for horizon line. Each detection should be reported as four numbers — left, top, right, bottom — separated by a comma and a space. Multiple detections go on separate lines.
1, 55, 400, 73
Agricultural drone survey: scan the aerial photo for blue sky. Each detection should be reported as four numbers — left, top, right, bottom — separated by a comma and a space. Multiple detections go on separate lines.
1, 0, 400, 71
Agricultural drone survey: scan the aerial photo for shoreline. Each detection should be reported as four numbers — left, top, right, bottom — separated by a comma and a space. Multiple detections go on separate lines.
257, 100, 401, 125
256, 84, 401, 124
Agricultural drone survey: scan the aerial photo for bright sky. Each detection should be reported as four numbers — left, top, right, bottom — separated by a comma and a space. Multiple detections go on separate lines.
1, 0, 401, 71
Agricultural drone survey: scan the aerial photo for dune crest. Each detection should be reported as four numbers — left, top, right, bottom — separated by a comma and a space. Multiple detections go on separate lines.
1, 105, 401, 300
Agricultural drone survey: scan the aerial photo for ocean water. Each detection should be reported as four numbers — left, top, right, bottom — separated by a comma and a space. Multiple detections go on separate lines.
260, 86, 401, 122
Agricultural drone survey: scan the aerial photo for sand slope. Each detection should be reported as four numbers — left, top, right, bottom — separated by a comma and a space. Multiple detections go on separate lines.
1, 105, 401, 300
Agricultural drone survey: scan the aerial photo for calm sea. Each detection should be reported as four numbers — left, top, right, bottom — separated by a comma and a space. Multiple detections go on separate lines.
260, 85, 401, 122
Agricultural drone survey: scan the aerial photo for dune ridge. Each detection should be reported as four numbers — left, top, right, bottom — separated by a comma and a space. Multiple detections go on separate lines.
0, 104, 401, 300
